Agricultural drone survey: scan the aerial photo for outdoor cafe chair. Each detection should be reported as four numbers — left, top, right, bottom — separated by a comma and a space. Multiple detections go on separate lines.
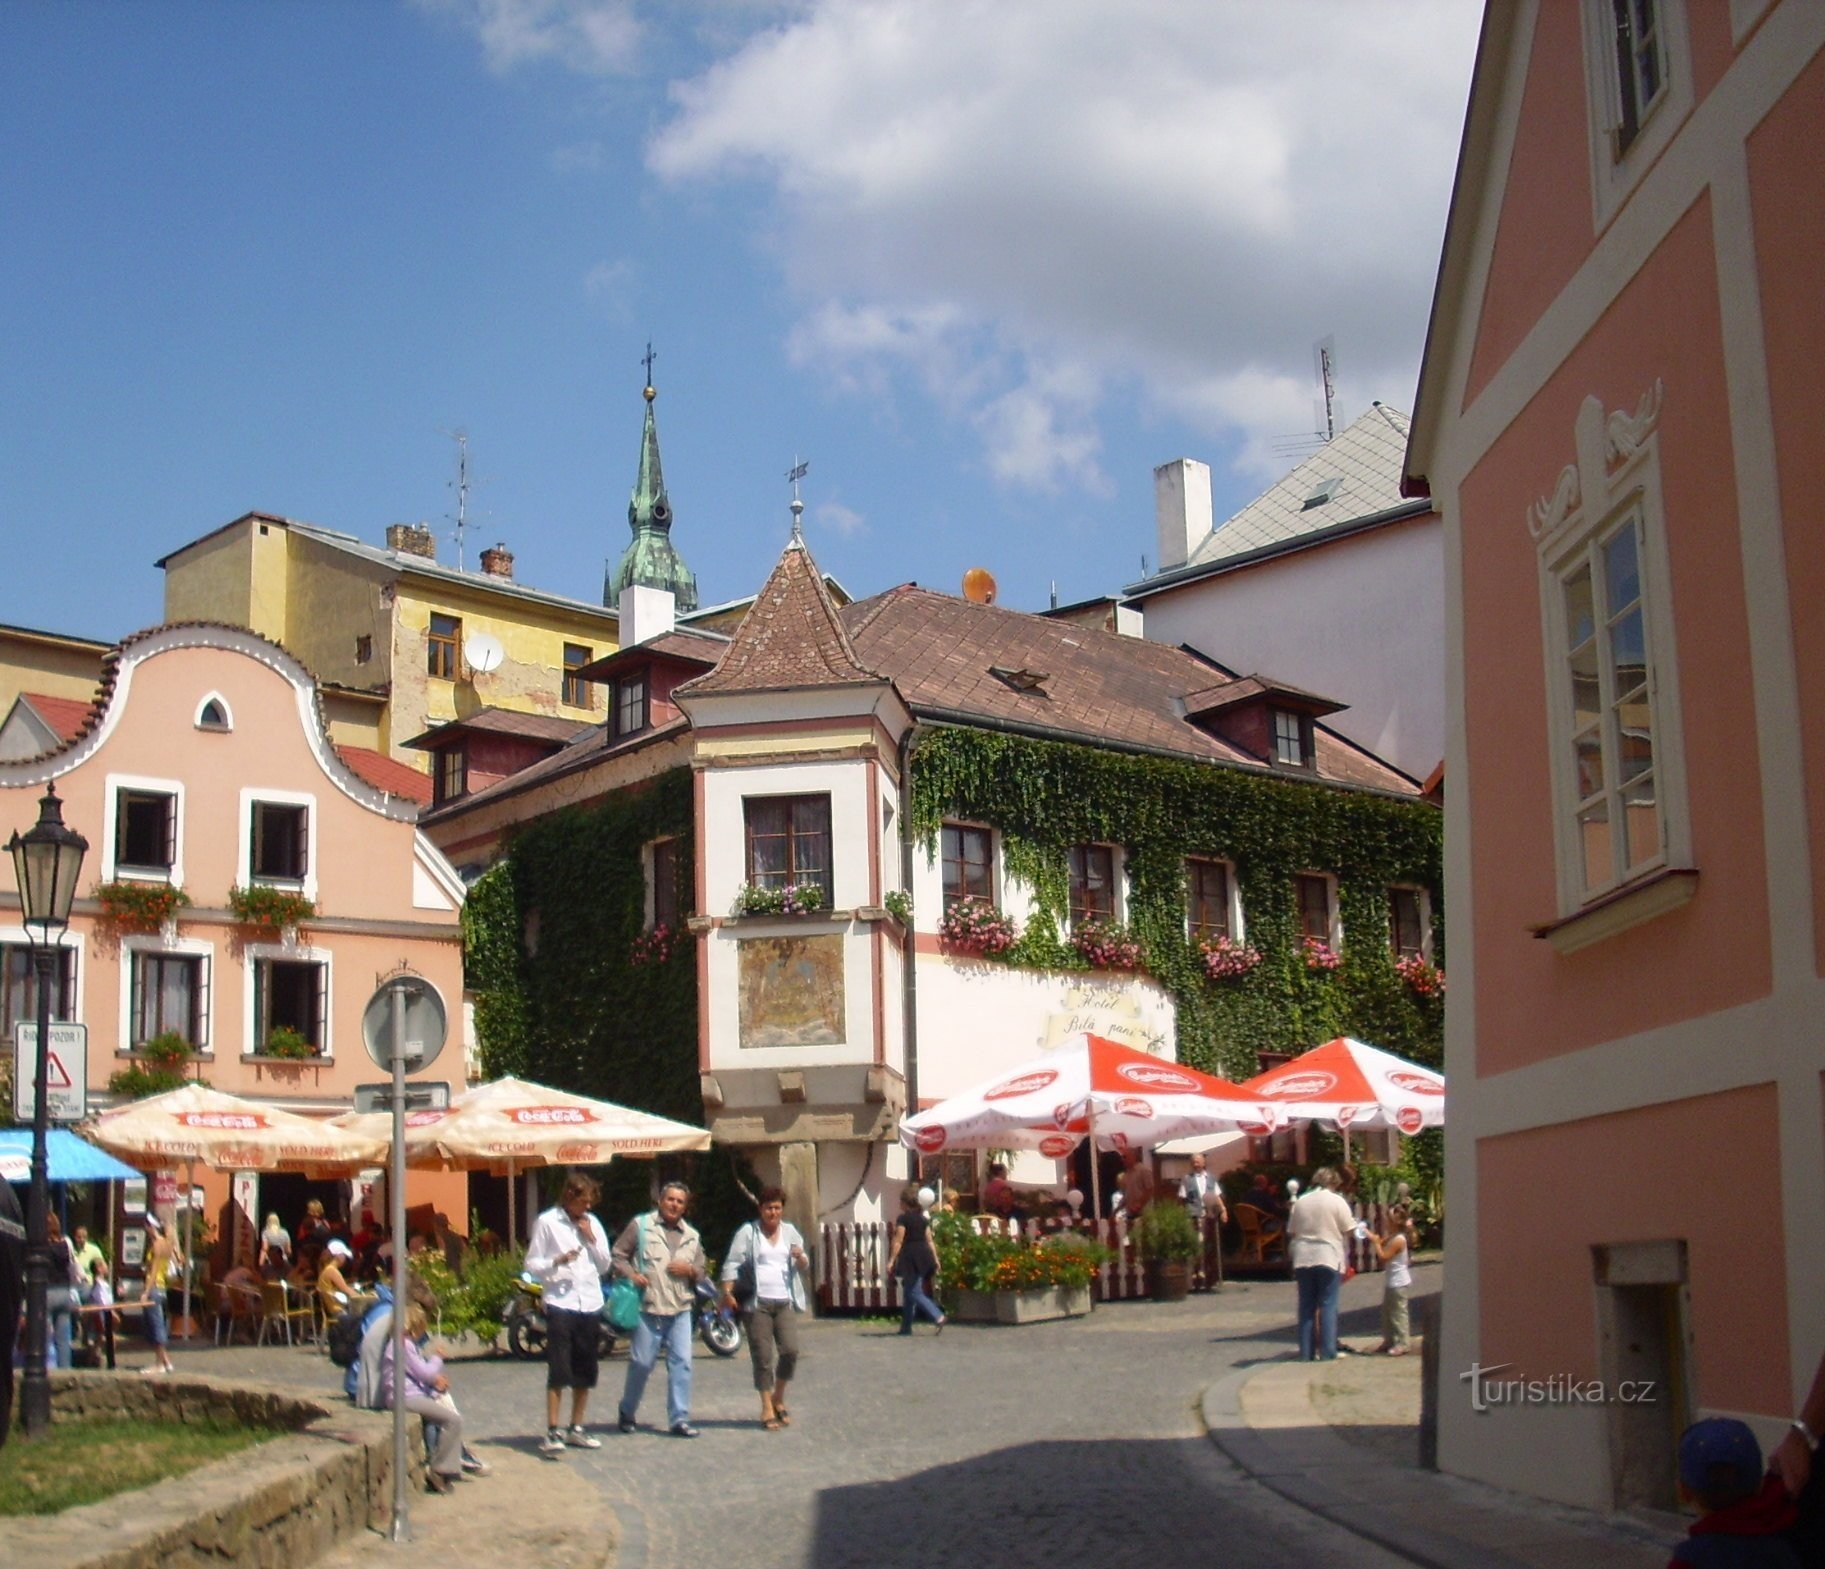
215, 1279, 264, 1346
1234, 1203, 1287, 1267
256, 1280, 318, 1347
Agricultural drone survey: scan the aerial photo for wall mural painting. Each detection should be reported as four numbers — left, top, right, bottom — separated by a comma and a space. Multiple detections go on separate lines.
738, 934, 845, 1049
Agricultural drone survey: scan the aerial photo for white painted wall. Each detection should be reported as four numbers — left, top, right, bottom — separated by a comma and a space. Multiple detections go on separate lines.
1139, 516, 1444, 782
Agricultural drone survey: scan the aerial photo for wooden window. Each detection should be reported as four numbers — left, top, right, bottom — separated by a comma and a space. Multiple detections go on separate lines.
744, 795, 832, 901
614, 673, 648, 738
0, 944, 74, 1040
1389, 887, 1426, 960
562, 643, 593, 709
1294, 874, 1334, 943
250, 801, 308, 882
941, 824, 994, 912
354, 635, 372, 666
1271, 707, 1314, 769
427, 613, 461, 680
254, 958, 327, 1053
1186, 858, 1232, 941
132, 952, 206, 1047
116, 789, 176, 872
651, 838, 683, 930
1609, 0, 1665, 154
1068, 844, 1116, 927
434, 745, 468, 806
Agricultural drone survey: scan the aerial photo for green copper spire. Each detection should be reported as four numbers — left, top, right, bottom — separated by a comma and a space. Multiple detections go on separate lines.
606, 366, 699, 613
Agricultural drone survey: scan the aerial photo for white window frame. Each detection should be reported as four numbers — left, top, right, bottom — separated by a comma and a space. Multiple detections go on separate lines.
120, 933, 214, 1056
241, 940, 333, 1060
1386, 884, 1433, 963
1580, 0, 1692, 230
0, 925, 83, 1030
1535, 390, 1689, 918
1184, 856, 1244, 944
1293, 871, 1342, 952
193, 692, 234, 731
238, 787, 319, 901
101, 774, 185, 887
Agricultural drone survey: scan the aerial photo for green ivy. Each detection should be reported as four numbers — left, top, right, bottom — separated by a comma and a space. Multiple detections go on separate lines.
907, 727, 1444, 1080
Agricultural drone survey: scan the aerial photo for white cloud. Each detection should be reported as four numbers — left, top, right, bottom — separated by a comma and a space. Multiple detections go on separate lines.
415, 0, 642, 76
814, 500, 865, 537
550, 140, 609, 172
648, 0, 1479, 490
583, 259, 637, 318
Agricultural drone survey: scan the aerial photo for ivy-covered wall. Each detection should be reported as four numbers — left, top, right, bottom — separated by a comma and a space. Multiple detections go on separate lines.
906, 726, 1445, 1082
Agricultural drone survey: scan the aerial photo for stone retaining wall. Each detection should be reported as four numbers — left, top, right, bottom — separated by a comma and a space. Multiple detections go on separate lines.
1, 1371, 412, 1569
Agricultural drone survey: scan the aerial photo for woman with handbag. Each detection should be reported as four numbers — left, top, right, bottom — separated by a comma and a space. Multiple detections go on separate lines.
720, 1186, 809, 1431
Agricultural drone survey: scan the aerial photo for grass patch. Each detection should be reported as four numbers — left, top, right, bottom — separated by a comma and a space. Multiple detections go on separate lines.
0, 1415, 284, 1516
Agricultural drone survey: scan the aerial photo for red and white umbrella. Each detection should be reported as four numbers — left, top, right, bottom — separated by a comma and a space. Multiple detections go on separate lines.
899, 1032, 1281, 1162
1241, 1036, 1445, 1134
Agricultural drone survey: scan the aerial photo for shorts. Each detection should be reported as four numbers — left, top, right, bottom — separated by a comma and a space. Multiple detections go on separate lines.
546, 1305, 600, 1391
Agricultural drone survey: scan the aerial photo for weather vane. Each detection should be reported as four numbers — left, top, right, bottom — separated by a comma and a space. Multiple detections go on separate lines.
787, 458, 808, 543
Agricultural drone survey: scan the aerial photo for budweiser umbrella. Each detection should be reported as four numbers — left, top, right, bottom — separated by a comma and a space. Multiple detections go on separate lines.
899, 1033, 1281, 1214
87, 1085, 389, 1337
339, 1076, 713, 1246
1241, 1036, 1445, 1137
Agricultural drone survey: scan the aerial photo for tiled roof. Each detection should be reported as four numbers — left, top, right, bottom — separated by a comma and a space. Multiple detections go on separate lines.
677, 542, 885, 696
839, 585, 1415, 793
1132, 406, 1418, 592
420, 715, 690, 823
1183, 674, 1342, 719
401, 708, 596, 750
19, 693, 94, 743
335, 745, 433, 804
574, 627, 728, 684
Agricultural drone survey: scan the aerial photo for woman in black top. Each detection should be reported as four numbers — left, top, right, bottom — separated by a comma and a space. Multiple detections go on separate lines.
885, 1184, 946, 1336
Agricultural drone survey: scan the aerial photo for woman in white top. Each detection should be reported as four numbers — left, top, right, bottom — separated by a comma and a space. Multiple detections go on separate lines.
1370, 1203, 1417, 1355
1286, 1167, 1358, 1361
721, 1185, 809, 1431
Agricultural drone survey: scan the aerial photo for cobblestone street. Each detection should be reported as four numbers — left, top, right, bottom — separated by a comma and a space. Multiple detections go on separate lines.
181, 1270, 1427, 1568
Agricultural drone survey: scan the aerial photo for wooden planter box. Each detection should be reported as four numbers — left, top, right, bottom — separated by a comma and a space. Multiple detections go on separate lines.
952, 1285, 1093, 1324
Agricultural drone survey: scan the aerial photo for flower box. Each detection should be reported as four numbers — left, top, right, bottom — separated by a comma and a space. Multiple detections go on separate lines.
731, 882, 826, 917
937, 895, 1017, 956
994, 1284, 1092, 1324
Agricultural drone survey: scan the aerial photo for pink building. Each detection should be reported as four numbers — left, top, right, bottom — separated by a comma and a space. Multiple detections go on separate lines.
1405, 0, 1824, 1511
0, 623, 467, 1243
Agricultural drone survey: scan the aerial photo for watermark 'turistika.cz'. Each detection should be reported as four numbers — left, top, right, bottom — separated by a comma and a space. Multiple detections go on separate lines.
1460, 1362, 1660, 1414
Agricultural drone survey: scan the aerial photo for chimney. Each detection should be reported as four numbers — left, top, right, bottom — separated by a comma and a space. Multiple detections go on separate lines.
385, 523, 436, 560
619, 582, 675, 648
1153, 459, 1212, 574
479, 541, 515, 579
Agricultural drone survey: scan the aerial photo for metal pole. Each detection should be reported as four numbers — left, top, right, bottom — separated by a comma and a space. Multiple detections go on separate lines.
180, 1158, 195, 1341
21, 946, 55, 1435
389, 981, 410, 1542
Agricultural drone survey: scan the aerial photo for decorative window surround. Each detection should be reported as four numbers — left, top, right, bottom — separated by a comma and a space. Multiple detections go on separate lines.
194, 693, 233, 731
1531, 865, 1698, 955
100, 773, 185, 887
1580, 0, 1693, 231
1530, 383, 1691, 923
0, 926, 81, 1033
242, 939, 333, 1059
120, 932, 214, 1054
237, 787, 319, 901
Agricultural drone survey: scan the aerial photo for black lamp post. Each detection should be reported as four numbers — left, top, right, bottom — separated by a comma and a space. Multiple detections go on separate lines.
6, 783, 88, 1437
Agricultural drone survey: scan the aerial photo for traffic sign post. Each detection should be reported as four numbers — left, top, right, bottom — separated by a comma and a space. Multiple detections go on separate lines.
12, 1022, 87, 1123
362, 973, 447, 1544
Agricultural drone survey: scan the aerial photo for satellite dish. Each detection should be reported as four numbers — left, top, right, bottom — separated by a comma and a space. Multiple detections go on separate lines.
962, 567, 997, 605
464, 631, 504, 675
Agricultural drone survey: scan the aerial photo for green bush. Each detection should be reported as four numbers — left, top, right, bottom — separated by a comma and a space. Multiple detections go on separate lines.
414, 1246, 526, 1348
1134, 1198, 1199, 1262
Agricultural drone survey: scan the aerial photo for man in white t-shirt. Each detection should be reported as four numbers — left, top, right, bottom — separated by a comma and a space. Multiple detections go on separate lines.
523, 1171, 613, 1456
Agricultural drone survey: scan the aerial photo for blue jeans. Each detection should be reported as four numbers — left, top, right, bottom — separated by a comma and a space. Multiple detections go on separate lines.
141, 1289, 169, 1349
1295, 1265, 1340, 1360
898, 1274, 943, 1332
51, 1287, 76, 1368
620, 1310, 693, 1429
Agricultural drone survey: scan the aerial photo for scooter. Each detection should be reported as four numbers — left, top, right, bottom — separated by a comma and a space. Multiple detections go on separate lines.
695, 1278, 742, 1358
503, 1273, 623, 1361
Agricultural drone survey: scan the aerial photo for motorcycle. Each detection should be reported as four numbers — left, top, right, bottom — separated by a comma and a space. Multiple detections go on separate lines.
696, 1277, 742, 1358
502, 1273, 623, 1361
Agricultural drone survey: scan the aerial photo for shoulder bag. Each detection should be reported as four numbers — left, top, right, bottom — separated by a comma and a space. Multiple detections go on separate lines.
731, 1222, 759, 1310
605, 1215, 646, 1332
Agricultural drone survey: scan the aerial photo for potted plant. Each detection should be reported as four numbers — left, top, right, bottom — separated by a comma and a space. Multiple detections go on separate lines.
95, 880, 191, 934
1071, 916, 1143, 971
1134, 1197, 1199, 1302
730, 881, 825, 917
260, 1025, 314, 1060
937, 895, 1017, 956
109, 1030, 197, 1098
228, 883, 317, 933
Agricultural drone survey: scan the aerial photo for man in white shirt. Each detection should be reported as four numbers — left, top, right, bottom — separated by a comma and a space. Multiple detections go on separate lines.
523, 1171, 614, 1456
1178, 1154, 1228, 1226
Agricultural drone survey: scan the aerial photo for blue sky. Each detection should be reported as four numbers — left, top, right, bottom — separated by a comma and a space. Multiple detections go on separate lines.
1, 1, 1481, 642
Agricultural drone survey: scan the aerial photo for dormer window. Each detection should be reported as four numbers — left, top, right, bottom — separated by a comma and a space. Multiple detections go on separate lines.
434, 744, 468, 806
614, 673, 649, 738
1271, 707, 1314, 770
1301, 477, 1343, 511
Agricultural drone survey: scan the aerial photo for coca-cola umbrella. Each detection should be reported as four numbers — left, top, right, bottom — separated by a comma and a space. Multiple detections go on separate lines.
87, 1084, 390, 1338
899, 1032, 1281, 1215
338, 1075, 713, 1247
1240, 1037, 1445, 1149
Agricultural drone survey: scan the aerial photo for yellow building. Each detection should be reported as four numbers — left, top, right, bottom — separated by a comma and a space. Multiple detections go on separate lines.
157, 513, 623, 768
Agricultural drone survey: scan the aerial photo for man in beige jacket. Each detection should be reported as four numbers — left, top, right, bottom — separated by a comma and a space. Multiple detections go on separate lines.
611, 1182, 708, 1437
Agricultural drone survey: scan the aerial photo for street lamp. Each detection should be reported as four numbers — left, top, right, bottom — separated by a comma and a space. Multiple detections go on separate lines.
6, 783, 88, 1437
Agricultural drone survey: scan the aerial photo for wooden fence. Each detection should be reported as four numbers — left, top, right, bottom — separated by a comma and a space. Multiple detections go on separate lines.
817, 1202, 1392, 1313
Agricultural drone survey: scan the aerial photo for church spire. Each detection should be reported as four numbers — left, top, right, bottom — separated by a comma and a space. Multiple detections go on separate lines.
606, 348, 699, 613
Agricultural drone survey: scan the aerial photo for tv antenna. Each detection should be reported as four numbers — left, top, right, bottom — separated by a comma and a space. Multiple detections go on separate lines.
443, 430, 476, 571
1269, 336, 1339, 459
786, 457, 808, 543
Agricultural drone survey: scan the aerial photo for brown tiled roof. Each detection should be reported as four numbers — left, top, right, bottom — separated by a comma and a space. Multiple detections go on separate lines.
401, 708, 595, 750
1183, 674, 1343, 720
573, 628, 727, 684
839, 585, 1416, 794
420, 715, 690, 823
335, 745, 432, 805
677, 543, 885, 697
20, 693, 95, 743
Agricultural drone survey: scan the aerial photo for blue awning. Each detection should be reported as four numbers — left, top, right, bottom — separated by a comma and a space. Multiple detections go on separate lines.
0, 1128, 143, 1184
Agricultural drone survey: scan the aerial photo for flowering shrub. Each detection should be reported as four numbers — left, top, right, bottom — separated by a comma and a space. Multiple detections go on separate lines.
882, 889, 913, 927
95, 880, 191, 933
1303, 936, 1341, 971
1199, 934, 1263, 980
984, 1234, 1115, 1292
630, 923, 685, 966
938, 895, 1017, 955
260, 1025, 315, 1059
731, 882, 825, 917
1071, 917, 1143, 971
1395, 955, 1446, 996
228, 884, 316, 931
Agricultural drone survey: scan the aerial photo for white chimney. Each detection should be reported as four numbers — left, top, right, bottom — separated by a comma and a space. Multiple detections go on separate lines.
1153, 458, 1212, 574
618, 583, 675, 648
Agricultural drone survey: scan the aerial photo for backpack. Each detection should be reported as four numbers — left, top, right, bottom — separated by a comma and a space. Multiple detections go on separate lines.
327, 1302, 367, 1367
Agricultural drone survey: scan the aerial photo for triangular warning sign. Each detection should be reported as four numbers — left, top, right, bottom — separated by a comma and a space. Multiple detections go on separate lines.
44, 1052, 74, 1091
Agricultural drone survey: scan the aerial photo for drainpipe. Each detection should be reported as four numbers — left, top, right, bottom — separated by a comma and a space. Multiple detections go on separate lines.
898, 723, 920, 1120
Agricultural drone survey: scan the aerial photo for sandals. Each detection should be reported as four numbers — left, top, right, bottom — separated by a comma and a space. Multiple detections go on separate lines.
772, 1405, 791, 1427
762, 1416, 784, 1431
